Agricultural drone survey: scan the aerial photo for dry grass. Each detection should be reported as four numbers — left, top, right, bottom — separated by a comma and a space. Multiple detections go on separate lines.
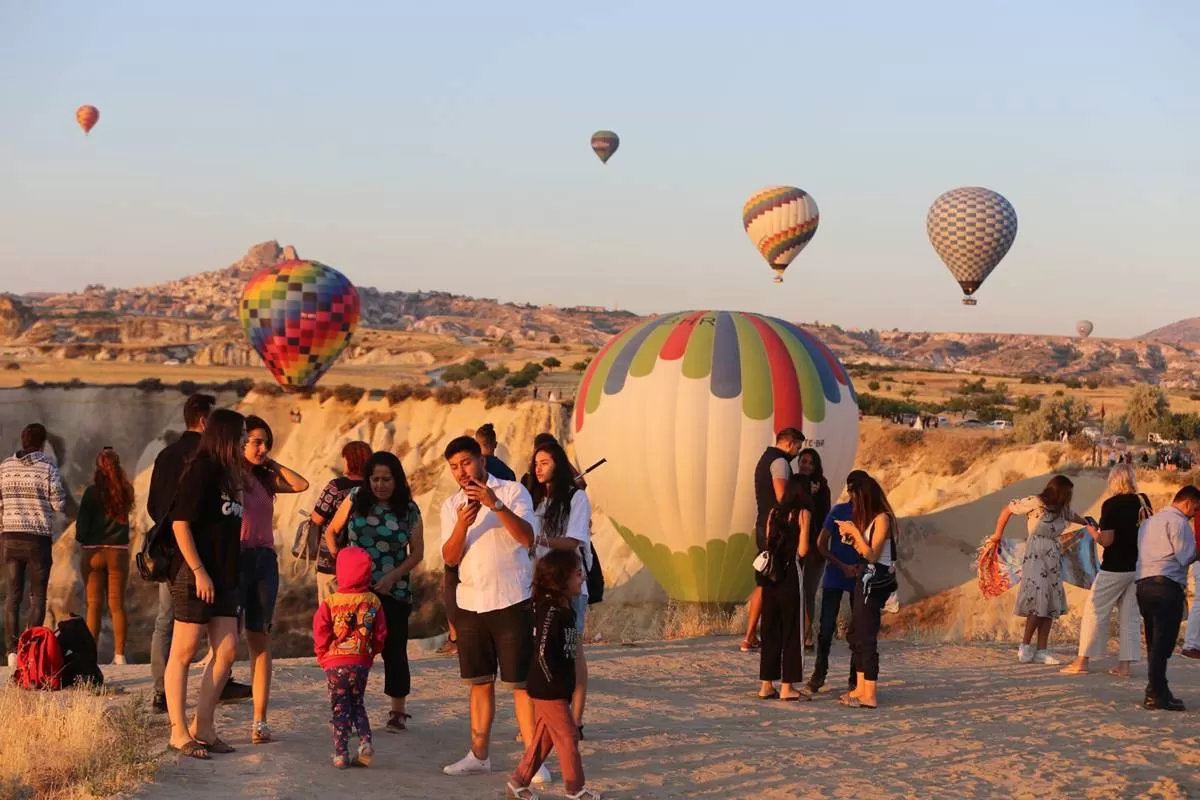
0, 686, 160, 800
586, 600, 744, 643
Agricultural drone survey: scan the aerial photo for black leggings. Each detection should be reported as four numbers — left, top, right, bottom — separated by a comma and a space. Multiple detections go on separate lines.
3, 536, 52, 654
759, 567, 803, 683
377, 594, 411, 698
850, 578, 888, 682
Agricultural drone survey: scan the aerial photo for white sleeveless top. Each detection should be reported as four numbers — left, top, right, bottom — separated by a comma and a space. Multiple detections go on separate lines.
865, 515, 895, 567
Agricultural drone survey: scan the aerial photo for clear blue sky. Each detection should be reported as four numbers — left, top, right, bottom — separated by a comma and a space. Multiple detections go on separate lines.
2, 1, 1197, 338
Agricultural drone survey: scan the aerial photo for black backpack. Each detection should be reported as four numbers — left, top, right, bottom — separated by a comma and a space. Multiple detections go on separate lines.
55, 615, 103, 688
586, 543, 604, 605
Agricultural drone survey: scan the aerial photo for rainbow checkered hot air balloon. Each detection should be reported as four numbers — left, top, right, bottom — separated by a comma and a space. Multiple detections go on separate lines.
743, 186, 819, 283
573, 311, 859, 603
239, 259, 361, 391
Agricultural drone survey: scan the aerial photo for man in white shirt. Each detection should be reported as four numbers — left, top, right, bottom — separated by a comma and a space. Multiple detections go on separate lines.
439, 435, 542, 779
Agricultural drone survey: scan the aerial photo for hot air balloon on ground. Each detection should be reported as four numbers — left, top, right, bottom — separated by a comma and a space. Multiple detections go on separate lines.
590, 130, 619, 163
240, 259, 361, 390
742, 187, 819, 284
927, 187, 1017, 305
1076, 320, 1094, 338
76, 105, 99, 135
573, 310, 859, 603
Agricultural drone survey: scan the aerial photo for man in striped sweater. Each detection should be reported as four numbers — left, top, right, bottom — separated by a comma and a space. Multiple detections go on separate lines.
1, 423, 67, 666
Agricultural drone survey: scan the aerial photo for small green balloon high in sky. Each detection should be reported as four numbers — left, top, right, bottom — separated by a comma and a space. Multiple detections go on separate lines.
590, 130, 619, 163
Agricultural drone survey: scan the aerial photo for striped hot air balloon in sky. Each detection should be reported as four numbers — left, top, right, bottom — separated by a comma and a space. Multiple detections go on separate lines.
239, 259, 361, 390
76, 105, 99, 135
742, 186, 820, 283
573, 310, 859, 603
590, 130, 619, 163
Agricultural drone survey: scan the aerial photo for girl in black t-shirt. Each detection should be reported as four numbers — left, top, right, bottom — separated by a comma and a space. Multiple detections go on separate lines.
1061, 464, 1149, 678
165, 408, 246, 760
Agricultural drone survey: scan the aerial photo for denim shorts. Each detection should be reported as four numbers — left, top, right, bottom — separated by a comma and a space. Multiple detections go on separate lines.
238, 547, 280, 634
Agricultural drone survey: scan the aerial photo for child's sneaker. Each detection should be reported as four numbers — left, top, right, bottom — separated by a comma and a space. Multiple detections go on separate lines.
505, 783, 540, 800
357, 742, 374, 767
1017, 644, 1034, 663
332, 754, 352, 770
567, 788, 604, 800
443, 750, 490, 775
1032, 649, 1061, 665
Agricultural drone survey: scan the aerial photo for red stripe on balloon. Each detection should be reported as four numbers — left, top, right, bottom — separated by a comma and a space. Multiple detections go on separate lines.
658, 311, 707, 361
574, 333, 624, 433
745, 315, 803, 433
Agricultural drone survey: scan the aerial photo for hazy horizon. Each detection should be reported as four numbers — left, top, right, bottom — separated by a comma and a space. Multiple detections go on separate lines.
2, 2, 1197, 340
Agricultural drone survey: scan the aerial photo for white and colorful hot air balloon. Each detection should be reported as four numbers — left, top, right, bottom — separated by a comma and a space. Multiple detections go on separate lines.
927, 187, 1018, 305
573, 311, 859, 603
742, 187, 819, 283
1076, 320, 1094, 339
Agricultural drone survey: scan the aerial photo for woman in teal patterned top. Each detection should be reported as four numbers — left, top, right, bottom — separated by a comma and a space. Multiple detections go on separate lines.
327, 451, 424, 732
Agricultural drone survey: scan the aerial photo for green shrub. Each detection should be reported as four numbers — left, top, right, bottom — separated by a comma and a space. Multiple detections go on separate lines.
332, 384, 365, 404
435, 385, 467, 405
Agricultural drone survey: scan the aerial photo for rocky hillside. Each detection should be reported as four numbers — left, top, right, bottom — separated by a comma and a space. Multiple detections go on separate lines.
10, 240, 1200, 388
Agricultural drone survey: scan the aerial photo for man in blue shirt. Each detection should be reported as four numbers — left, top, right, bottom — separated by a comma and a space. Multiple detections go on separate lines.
1135, 485, 1200, 711
804, 469, 867, 695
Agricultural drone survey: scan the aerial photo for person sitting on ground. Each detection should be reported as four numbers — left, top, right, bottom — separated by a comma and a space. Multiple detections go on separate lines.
76, 446, 135, 665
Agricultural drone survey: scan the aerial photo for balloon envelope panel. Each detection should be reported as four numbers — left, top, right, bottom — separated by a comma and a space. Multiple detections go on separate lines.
926, 186, 1017, 296
573, 311, 859, 602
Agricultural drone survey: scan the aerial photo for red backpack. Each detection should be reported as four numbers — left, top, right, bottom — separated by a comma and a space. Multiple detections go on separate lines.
12, 627, 64, 691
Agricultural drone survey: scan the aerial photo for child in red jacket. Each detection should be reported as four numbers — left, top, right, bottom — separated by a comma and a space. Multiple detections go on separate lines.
313, 546, 388, 768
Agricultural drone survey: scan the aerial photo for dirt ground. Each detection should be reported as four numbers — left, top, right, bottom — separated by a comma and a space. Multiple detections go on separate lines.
113, 636, 1200, 800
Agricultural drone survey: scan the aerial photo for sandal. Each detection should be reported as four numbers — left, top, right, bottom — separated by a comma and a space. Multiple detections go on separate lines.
198, 736, 236, 754
757, 689, 779, 700
739, 639, 760, 652
169, 739, 211, 760
386, 711, 411, 733
506, 782, 540, 800
838, 692, 859, 706
844, 697, 877, 710
1059, 664, 1089, 675
251, 721, 271, 744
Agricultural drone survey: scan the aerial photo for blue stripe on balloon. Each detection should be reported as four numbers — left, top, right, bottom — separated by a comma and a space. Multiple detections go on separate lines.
776, 320, 840, 403
710, 311, 741, 399
603, 316, 671, 396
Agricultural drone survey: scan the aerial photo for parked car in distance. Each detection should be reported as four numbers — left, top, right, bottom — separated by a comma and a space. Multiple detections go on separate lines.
1081, 426, 1103, 441
990, 420, 1013, 430
959, 419, 990, 429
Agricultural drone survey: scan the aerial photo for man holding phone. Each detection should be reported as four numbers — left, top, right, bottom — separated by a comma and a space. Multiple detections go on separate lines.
439, 435, 546, 783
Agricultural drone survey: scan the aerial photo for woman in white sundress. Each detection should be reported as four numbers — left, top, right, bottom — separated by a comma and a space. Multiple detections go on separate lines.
989, 475, 1097, 665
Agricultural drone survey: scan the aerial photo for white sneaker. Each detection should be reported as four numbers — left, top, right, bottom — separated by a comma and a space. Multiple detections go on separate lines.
443, 750, 491, 776
112, 654, 127, 666
1033, 650, 1060, 665
1017, 644, 1034, 663
5, 653, 15, 669
531, 765, 551, 785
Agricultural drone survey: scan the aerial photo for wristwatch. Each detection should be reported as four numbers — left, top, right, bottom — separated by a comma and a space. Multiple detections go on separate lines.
493, 498, 506, 512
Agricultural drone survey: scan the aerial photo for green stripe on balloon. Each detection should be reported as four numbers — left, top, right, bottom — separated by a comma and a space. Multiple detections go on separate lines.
628, 316, 676, 378
732, 313, 773, 421
584, 317, 655, 415
763, 317, 826, 423
681, 316, 715, 380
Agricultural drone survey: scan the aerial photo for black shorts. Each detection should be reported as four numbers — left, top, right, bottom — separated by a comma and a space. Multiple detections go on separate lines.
238, 547, 280, 634
443, 567, 461, 626
170, 566, 239, 625
456, 599, 534, 688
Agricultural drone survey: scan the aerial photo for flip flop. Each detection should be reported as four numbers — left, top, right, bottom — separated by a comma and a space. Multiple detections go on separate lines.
1059, 665, 1088, 675
197, 737, 236, 754
844, 697, 877, 710
740, 640, 760, 652
779, 693, 810, 702
168, 740, 211, 760
757, 690, 779, 700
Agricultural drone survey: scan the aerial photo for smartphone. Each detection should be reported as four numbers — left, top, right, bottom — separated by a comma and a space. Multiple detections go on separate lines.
1084, 515, 1098, 528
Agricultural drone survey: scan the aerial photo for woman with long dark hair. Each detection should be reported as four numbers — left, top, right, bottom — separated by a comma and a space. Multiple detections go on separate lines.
795, 448, 831, 651
835, 474, 896, 709
165, 408, 247, 759
327, 451, 424, 733
239, 415, 309, 745
990, 474, 1096, 665
530, 440, 593, 735
76, 447, 135, 663
757, 476, 812, 701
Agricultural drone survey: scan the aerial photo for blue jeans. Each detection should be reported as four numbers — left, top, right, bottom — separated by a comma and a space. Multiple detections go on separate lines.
810, 586, 854, 689
150, 581, 173, 694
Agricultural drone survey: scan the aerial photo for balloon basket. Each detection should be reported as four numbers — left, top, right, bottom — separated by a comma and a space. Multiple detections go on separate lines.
772, 275, 784, 284
961, 297, 977, 306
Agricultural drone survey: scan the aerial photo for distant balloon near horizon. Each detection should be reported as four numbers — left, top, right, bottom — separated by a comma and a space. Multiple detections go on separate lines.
1076, 320, 1094, 338
573, 310, 859, 603
590, 130, 619, 163
75, 105, 99, 135
742, 187, 819, 284
927, 187, 1018, 306
239, 259, 361, 391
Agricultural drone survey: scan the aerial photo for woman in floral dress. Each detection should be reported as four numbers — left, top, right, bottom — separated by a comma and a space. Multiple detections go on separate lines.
989, 475, 1097, 664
